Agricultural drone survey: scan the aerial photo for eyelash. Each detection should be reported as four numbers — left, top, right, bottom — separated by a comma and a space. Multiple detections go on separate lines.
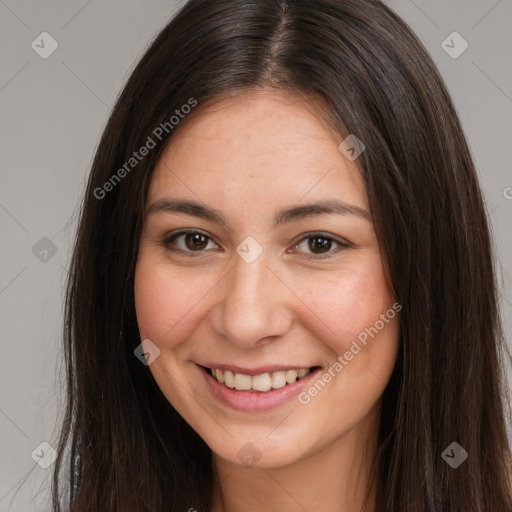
161, 228, 351, 260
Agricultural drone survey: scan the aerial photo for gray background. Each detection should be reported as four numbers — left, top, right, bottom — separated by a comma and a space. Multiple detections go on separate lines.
0, 0, 510, 510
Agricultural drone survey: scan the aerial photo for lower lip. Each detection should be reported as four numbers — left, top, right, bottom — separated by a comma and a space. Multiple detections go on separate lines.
197, 364, 321, 411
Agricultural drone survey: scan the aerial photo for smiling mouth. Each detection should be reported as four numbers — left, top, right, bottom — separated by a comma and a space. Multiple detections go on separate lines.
202, 366, 320, 393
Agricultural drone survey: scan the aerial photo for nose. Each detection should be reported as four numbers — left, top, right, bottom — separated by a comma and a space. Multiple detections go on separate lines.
209, 248, 293, 348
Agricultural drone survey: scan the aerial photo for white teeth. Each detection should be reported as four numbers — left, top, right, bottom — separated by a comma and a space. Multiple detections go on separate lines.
215, 369, 225, 384
234, 373, 252, 390
285, 370, 298, 383
271, 371, 287, 389
210, 367, 312, 392
252, 373, 272, 392
224, 370, 235, 388
297, 369, 309, 378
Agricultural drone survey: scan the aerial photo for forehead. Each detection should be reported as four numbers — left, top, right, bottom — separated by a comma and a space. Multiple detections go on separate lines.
147, 90, 368, 214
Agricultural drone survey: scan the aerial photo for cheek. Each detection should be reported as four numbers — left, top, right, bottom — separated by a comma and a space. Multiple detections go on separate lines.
134, 256, 206, 347
291, 258, 399, 431
292, 254, 394, 355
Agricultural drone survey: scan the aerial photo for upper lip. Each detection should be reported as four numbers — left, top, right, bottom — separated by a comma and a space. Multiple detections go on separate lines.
197, 363, 317, 376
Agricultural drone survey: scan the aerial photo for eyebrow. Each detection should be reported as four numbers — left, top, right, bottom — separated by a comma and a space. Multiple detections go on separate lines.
146, 197, 372, 228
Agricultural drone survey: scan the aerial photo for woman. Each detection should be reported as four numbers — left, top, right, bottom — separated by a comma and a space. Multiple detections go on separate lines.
52, 0, 512, 510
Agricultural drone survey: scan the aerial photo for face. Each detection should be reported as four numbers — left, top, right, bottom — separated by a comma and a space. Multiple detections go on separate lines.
134, 89, 400, 469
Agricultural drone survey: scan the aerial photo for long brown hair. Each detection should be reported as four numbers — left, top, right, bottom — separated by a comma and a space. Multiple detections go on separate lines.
52, 0, 512, 510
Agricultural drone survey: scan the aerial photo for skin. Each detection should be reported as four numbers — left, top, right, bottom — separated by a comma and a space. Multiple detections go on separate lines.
134, 89, 400, 511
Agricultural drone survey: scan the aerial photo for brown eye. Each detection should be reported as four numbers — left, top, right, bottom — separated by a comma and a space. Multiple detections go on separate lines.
308, 236, 333, 253
292, 232, 351, 260
184, 232, 208, 250
162, 230, 218, 255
